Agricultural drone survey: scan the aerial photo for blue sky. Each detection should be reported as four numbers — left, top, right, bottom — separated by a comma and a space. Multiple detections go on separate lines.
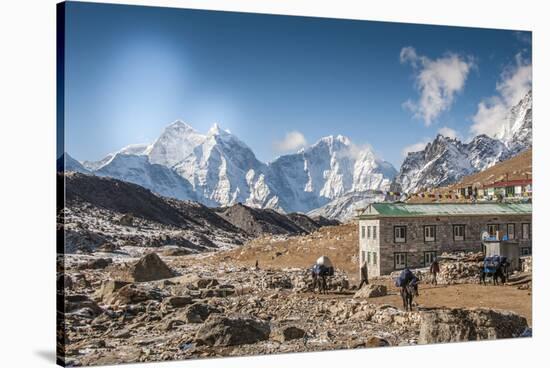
63, 2, 532, 167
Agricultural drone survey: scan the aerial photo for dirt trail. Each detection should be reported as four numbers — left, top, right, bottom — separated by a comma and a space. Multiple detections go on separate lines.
365, 279, 532, 325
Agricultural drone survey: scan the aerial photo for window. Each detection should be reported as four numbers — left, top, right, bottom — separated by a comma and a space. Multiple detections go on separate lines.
394, 226, 406, 243
487, 224, 500, 237
453, 225, 465, 241
367, 251, 371, 264
373, 252, 377, 265
520, 247, 531, 256
373, 226, 377, 240
394, 252, 407, 269
507, 224, 515, 240
361, 226, 366, 239
522, 223, 531, 240
424, 225, 436, 242
361, 251, 365, 264
367, 226, 371, 239
424, 251, 436, 266
505, 186, 514, 197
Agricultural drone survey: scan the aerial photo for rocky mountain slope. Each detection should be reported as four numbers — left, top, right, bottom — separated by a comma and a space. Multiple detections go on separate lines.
393, 91, 532, 194
214, 203, 338, 237
60, 172, 336, 253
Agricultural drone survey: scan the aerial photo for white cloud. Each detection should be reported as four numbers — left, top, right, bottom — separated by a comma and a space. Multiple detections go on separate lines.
401, 47, 474, 126
401, 139, 430, 157
437, 126, 460, 140
470, 53, 532, 138
273, 131, 307, 153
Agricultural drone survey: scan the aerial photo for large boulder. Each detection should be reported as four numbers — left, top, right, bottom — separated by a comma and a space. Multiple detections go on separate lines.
129, 253, 175, 282
177, 303, 221, 323
195, 314, 271, 347
108, 284, 163, 305
354, 284, 387, 298
65, 294, 104, 318
95, 280, 130, 303
419, 308, 529, 344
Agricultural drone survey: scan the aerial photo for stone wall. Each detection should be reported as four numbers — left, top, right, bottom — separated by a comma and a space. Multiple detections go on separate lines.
367, 214, 532, 276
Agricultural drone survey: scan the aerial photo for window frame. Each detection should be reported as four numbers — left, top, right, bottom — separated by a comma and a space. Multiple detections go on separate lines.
394, 252, 407, 270
453, 224, 465, 241
367, 226, 371, 239
373, 251, 377, 265
487, 224, 500, 237
522, 223, 531, 240
424, 251, 437, 266
394, 225, 407, 243
361, 226, 366, 239
373, 225, 377, 240
424, 225, 436, 242
506, 223, 515, 240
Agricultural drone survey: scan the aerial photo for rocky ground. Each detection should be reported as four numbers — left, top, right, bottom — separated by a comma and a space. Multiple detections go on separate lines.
58, 243, 532, 366
58, 177, 532, 366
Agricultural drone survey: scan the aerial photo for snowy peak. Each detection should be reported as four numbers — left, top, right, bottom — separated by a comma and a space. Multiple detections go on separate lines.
393, 91, 532, 194
68, 121, 396, 217
148, 120, 207, 167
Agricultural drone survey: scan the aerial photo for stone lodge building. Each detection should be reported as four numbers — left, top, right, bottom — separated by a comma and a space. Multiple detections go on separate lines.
356, 202, 532, 277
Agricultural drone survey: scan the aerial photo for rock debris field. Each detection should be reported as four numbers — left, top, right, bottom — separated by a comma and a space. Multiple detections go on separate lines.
59, 243, 532, 366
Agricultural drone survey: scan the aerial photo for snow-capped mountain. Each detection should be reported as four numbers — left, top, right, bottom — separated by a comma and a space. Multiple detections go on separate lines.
307, 190, 387, 222
393, 90, 532, 194
497, 90, 532, 156
267, 135, 396, 213
147, 121, 206, 167
82, 143, 150, 171
95, 153, 197, 201
173, 124, 268, 207
69, 121, 397, 215
58, 153, 91, 174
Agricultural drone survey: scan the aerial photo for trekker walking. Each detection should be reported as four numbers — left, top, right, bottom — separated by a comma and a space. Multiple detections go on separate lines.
358, 260, 369, 289
429, 258, 440, 285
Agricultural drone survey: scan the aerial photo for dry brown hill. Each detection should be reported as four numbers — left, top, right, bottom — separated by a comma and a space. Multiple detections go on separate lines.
205, 223, 360, 280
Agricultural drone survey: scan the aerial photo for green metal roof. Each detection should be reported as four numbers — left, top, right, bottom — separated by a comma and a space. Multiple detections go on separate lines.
357, 202, 532, 218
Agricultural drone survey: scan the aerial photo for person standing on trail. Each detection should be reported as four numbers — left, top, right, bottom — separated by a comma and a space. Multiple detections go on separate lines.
429, 258, 440, 285
358, 260, 369, 289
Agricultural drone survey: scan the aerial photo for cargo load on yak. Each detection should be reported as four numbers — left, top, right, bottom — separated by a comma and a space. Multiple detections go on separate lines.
314, 256, 334, 276
394, 268, 418, 287
483, 255, 507, 273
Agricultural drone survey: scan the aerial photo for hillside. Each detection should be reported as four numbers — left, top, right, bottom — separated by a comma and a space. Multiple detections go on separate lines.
407, 149, 532, 203
205, 223, 359, 280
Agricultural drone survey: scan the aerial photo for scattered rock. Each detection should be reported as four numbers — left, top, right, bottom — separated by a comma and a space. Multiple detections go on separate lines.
65, 294, 103, 318
419, 308, 529, 344
354, 284, 387, 298
77, 258, 113, 270
95, 280, 131, 303
119, 214, 134, 227
161, 247, 191, 257
109, 284, 163, 305
162, 296, 194, 309
195, 314, 271, 346
194, 278, 219, 289
272, 326, 306, 342
178, 303, 221, 323
129, 253, 175, 282
97, 242, 118, 253
366, 336, 390, 347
